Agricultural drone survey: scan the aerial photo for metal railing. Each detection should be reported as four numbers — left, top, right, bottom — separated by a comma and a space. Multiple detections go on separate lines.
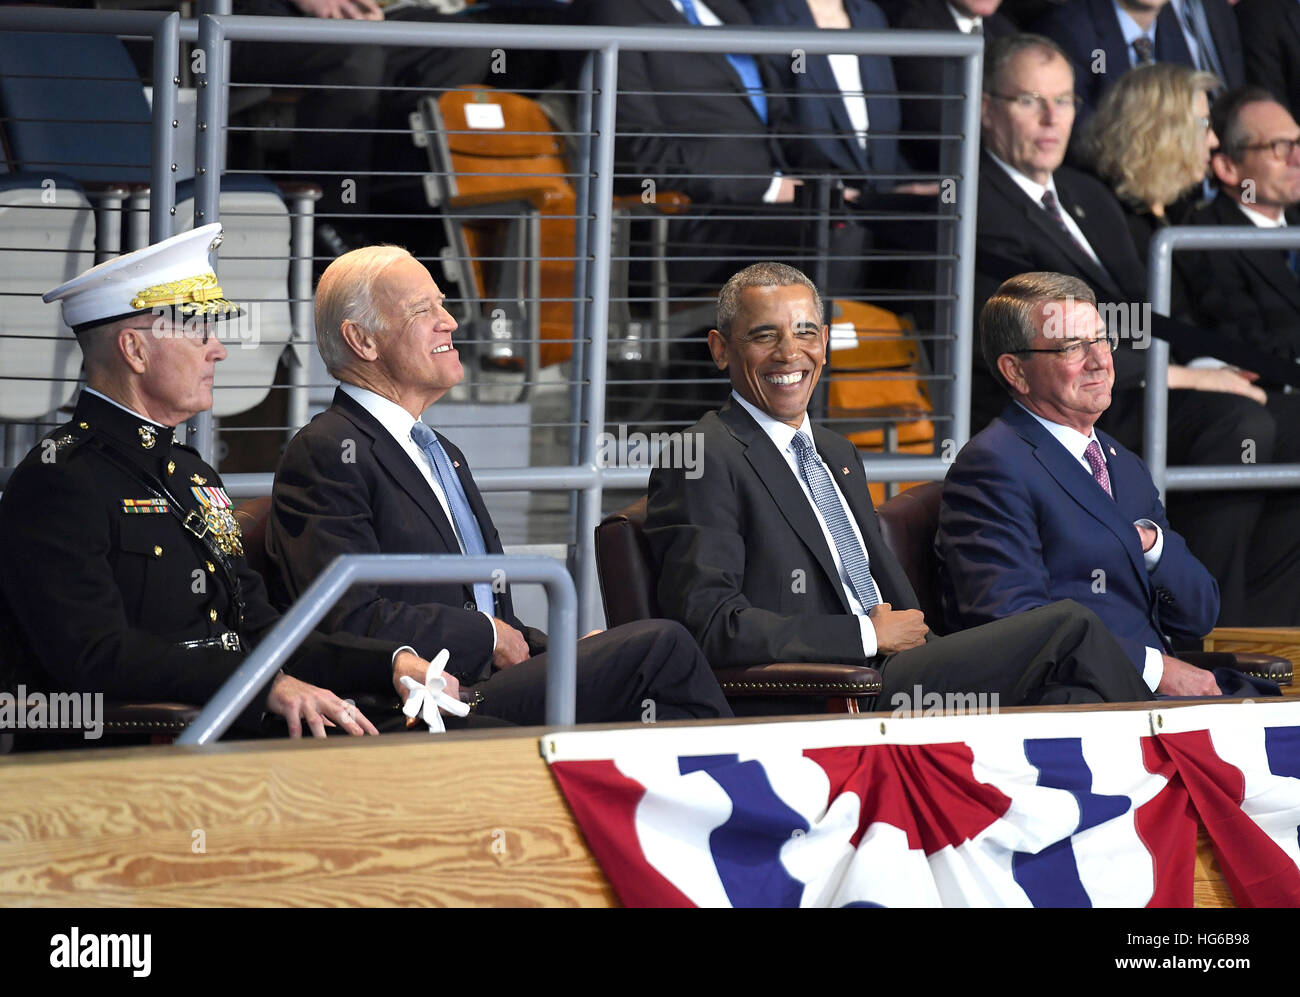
1146, 226, 1300, 496
178, 553, 578, 743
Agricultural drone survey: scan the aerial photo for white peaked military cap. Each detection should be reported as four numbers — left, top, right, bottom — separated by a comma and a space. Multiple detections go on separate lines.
43, 222, 242, 333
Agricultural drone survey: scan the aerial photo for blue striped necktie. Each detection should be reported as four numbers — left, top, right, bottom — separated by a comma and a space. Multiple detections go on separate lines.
410, 421, 495, 614
791, 431, 878, 613
676, 0, 769, 124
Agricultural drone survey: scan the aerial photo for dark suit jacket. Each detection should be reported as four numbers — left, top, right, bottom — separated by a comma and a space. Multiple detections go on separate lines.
266, 388, 546, 683
973, 154, 1292, 427
582, 0, 792, 204
1180, 195, 1300, 365
644, 398, 923, 668
1032, 0, 1194, 122
937, 403, 1220, 671
748, 0, 905, 184
887, 0, 1016, 174
1237, 0, 1300, 116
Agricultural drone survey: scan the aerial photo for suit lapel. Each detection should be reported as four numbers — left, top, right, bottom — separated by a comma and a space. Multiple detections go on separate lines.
1154, 2, 1193, 64
1216, 197, 1300, 310
331, 389, 461, 554
1003, 405, 1148, 586
982, 157, 1117, 292
720, 402, 851, 613
1092, 0, 1130, 77
1052, 172, 1128, 294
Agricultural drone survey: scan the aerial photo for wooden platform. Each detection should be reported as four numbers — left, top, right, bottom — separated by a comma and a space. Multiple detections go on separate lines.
0, 707, 1273, 907
1204, 627, 1300, 698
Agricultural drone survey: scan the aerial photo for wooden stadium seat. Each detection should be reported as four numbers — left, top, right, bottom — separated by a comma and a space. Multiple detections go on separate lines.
595, 497, 881, 713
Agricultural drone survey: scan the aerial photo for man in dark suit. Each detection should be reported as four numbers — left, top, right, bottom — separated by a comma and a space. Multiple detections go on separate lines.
266, 245, 731, 726
0, 224, 443, 743
578, 0, 866, 295
975, 33, 1300, 625
939, 272, 1278, 694
1236, 0, 1300, 120
1181, 88, 1300, 368
645, 260, 1155, 706
1031, 0, 1195, 121
887, 0, 1017, 174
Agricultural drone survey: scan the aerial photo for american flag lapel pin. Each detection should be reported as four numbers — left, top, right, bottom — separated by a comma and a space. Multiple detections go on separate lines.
453, 460, 461, 468
841, 466, 850, 475
1109, 446, 1116, 456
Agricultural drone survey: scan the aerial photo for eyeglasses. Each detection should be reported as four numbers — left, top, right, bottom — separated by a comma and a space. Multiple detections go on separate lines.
1237, 137, 1300, 162
1013, 336, 1116, 361
989, 91, 1082, 115
1195, 115, 1212, 132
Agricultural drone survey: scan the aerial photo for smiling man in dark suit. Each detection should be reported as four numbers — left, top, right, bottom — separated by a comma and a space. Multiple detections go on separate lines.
266, 245, 731, 725
1181, 88, 1300, 369
645, 261, 1154, 706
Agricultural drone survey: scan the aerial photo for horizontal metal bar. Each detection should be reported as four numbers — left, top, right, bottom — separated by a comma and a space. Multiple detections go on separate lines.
208, 15, 982, 57
176, 554, 577, 744
1164, 465, 1300, 490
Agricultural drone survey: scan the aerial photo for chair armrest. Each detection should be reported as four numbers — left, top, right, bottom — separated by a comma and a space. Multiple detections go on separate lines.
1183, 651, 1292, 686
448, 187, 564, 210
274, 180, 323, 201
102, 702, 200, 736
713, 662, 881, 698
612, 191, 692, 215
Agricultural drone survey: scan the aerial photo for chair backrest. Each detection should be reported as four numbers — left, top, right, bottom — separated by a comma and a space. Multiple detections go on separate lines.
876, 480, 947, 636
593, 497, 661, 628
234, 496, 273, 580
0, 32, 151, 183
429, 86, 576, 367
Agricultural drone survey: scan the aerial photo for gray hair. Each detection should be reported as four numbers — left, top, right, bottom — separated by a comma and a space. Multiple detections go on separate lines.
314, 244, 413, 376
1212, 85, 1282, 162
715, 262, 824, 335
980, 272, 1097, 393
984, 33, 1073, 94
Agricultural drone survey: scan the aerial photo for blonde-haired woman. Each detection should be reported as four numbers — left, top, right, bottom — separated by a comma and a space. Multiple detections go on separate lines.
1083, 62, 1221, 267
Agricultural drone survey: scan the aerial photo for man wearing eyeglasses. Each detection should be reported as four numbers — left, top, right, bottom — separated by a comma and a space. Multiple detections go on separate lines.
975, 34, 1300, 628
938, 272, 1272, 698
1182, 88, 1300, 371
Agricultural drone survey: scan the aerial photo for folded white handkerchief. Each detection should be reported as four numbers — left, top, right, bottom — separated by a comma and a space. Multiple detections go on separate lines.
399, 649, 471, 733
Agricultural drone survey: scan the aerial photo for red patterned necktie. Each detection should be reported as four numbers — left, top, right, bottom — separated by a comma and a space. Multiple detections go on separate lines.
1084, 439, 1113, 499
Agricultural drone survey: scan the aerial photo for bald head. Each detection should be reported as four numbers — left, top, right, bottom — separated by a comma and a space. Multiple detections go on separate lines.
314, 244, 415, 377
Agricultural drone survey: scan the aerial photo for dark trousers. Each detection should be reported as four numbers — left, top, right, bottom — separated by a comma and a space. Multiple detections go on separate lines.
471, 619, 733, 725
879, 600, 1154, 706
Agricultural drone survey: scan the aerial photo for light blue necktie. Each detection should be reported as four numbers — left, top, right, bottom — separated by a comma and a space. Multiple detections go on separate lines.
410, 421, 495, 614
791, 431, 878, 613
677, 0, 768, 124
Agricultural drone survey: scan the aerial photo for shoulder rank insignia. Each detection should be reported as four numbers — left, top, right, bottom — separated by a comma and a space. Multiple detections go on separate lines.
52, 434, 78, 450
138, 424, 157, 449
122, 498, 169, 514
190, 473, 207, 485
191, 485, 243, 557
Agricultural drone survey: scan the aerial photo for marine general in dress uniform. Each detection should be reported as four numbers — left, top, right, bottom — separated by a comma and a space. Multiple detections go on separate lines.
0, 224, 441, 741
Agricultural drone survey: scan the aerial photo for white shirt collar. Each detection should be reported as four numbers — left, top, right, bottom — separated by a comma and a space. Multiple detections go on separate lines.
1016, 400, 1100, 463
986, 149, 1059, 206
82, 386, 169, 429
1233, 199, 1288, 228
340, 381, 423, 446
731, 390, 814, 455
946, 2, 982, 34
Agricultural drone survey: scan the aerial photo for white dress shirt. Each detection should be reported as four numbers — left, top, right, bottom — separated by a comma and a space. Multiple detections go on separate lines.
732, 392, 884, 657
946, 3, 983, 34
1234, 200, 1288, 228
1017, 403, 1166, 691
986, 151, 1107, 271
827, 52, 870, 151
340, 382, 497, 646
